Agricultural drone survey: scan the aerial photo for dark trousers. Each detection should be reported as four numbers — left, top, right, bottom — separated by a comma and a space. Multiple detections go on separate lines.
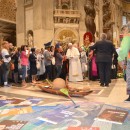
98, 62, 111, 85
55, 65, 62, 78
45, 65, 52, 80
0, 68, 3, 85
51, 64, 56, 80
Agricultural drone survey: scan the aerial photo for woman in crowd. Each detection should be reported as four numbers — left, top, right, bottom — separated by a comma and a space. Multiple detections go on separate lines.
29, 48, 37, 83
1, 41, 12, 87
83, 32, 98, 80
36, 48, 45, 80
79, 46, 88, 79
20, 45, 30, 86
12, 47, 19, 84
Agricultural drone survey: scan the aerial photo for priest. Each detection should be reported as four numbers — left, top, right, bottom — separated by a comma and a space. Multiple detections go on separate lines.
66, 43, 83, 82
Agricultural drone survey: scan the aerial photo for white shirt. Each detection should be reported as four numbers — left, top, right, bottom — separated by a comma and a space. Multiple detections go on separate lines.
1, 48, 11, 63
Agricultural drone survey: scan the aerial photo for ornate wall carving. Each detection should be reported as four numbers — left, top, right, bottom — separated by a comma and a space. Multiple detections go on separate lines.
55, 0, 78, 10
123, 1, 130, 22
0, 0, 16, 22
54, 9, 80, 24
54, 0, 80, 47
54, 0, 80, 25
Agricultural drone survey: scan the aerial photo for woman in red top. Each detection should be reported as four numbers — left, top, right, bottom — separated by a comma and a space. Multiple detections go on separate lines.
20, 45, 30, 86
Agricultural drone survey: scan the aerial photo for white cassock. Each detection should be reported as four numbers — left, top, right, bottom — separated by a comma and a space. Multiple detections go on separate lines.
66, 47, 83, 82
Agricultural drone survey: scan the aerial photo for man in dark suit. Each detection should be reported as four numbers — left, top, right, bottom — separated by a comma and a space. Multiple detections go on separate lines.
90, 33, 115, 87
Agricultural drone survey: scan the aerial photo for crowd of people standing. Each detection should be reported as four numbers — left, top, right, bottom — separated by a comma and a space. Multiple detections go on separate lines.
0, 32, 119, 88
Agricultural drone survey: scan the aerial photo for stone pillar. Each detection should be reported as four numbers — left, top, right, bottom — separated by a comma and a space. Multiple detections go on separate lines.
78, 0, 86, 45
33, 0, 42, 31
99, 0, 103, 34
70, 0, 73, 9
16, 0, 25, 47
58, 0, 61, 9
33, 0, 43, 47
42, 0, 54, 44
33, 0, 54, 48
0, 34, 3, 50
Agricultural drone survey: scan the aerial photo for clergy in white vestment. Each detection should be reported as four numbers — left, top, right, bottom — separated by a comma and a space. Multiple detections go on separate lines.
66, 43, 83, 82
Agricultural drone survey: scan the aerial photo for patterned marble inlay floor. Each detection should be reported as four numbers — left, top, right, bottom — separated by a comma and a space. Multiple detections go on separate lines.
0, 78, 129, 109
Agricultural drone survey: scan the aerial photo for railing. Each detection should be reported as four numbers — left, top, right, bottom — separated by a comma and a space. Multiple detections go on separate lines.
54, 9, 80, 16
24, 0, 33, 6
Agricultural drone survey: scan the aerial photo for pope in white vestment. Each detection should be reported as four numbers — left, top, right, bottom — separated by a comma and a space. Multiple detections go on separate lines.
66, 43, 83, 82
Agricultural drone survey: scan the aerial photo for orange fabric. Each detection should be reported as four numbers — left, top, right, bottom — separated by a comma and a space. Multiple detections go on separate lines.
128, 51, 130, 59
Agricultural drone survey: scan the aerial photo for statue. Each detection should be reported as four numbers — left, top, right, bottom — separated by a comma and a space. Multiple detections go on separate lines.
103, 0, 114, 41
27, 33, 33, 47
84, 0, 96, 41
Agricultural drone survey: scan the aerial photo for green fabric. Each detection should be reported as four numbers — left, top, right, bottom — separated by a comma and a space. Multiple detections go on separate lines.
118, 35, 130, 61
60, 88, 69, 96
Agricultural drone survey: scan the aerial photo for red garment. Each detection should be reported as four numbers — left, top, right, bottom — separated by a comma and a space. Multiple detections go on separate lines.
20, 51, 29, 66
91, 56, 98, 76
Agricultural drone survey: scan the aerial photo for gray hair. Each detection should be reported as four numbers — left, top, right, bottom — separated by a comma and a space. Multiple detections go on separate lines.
68, 43, 72, 46
100, 33, 107, 40
126, 22, 130, 32
121, 25, 127, 32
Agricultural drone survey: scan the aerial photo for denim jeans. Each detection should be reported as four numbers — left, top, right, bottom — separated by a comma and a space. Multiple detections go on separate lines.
3, 62, 10, 84
45, 65, 52, 80
56, 65, 62, 78
22, 65, 27, 80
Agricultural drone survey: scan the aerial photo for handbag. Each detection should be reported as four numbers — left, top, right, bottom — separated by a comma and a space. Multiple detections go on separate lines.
10, 62, 15, 70
37, 61, 41, 69
111, 64, 116, 79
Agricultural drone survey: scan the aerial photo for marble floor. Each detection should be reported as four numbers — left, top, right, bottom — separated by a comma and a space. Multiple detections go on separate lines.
0, 78, 130, 130
0, 78, 130, 109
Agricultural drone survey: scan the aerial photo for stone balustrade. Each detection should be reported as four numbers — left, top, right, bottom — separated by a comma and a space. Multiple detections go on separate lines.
54, 9, 80, 17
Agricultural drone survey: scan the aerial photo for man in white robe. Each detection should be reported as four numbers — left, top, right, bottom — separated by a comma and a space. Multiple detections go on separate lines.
66, 43, 83, 82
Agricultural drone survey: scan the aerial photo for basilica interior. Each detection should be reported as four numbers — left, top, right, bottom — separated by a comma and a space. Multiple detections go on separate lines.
0, 0, 130, 130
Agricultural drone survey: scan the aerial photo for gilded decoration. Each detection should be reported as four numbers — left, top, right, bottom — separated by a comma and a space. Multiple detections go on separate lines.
0, 0, 16, 22
55, 28, 79, 49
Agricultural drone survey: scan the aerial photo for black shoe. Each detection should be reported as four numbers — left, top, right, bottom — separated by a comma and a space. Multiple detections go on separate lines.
105, 84, 109, 87
100, 83, 104, 87
124, 97, 130, 102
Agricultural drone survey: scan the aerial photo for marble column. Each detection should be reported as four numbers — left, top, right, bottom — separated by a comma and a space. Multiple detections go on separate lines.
16, 0, 25, 47
33, 0, 54, 48
0, 34, 3, 50
58, 0, 61, 9
99, 0, 103, 34
78, 0, 86, 45
70, 0, 73, 9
